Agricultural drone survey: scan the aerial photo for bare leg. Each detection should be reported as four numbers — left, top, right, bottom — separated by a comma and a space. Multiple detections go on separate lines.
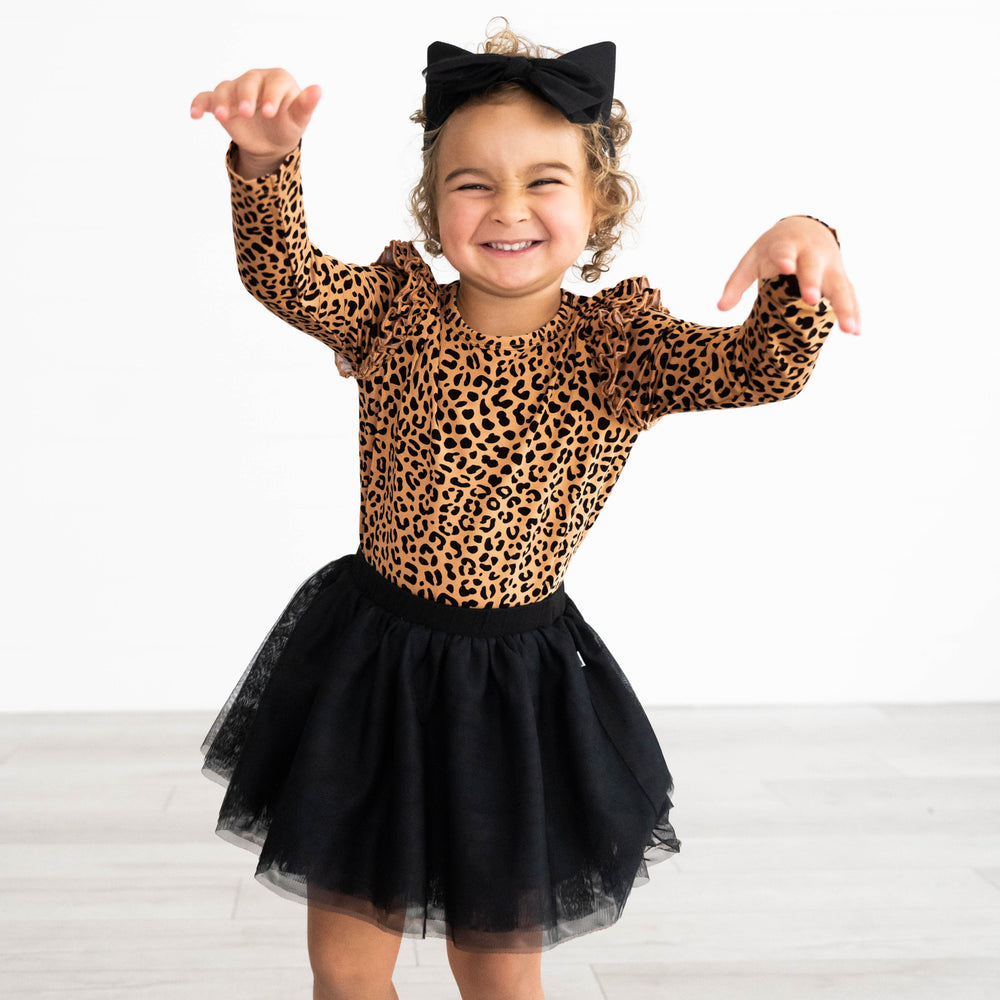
446, 940, 545, 1000
307, 904, 403, 1000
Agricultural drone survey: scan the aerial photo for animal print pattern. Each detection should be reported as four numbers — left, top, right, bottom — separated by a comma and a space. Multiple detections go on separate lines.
227, 142, 836, 607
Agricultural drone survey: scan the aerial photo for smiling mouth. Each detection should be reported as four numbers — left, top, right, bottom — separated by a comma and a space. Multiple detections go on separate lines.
483, 240, 542, 252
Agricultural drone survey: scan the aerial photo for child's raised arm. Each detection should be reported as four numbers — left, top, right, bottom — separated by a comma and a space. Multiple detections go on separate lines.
190, 68, 322, 178
191, 68, 415, 378
579, 213, 859, 432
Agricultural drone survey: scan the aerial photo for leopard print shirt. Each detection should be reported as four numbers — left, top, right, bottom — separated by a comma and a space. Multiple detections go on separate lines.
226, 142, 836, 607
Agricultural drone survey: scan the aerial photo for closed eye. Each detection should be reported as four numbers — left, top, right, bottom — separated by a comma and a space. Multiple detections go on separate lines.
455, 179, 562, 191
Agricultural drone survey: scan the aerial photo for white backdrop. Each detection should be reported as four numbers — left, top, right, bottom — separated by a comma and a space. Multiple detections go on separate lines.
2, 0, 996, 711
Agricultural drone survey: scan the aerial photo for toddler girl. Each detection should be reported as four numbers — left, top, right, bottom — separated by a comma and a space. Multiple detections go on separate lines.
192, 21, 858, 1000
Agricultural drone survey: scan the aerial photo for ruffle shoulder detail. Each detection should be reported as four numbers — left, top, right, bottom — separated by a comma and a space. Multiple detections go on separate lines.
375, 238, 435, 281
575, 276, 671, 430
340, 240, 439, 380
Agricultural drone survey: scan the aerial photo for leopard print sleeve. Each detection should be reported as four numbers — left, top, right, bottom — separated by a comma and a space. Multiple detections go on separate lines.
225, 141, 403, 376
582, 271, 836, 432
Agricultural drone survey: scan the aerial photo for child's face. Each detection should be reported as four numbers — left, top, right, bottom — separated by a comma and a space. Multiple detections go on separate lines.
434, 92, 595, 302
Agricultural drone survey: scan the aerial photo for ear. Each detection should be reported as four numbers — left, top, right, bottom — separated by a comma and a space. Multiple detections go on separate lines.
586, 188, 604, 241
588, 208, 602, 241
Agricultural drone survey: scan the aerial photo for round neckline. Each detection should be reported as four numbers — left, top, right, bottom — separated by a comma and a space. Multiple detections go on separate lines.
443, 282, 572, 351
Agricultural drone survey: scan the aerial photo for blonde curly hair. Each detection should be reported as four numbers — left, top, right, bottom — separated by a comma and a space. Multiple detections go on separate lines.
409, 18, 638, 283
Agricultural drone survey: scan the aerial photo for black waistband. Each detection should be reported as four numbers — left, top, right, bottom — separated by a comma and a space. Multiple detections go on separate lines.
349, 548, 568, 637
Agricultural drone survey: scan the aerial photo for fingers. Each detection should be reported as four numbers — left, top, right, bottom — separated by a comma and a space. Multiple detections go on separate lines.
793, 251, 824, 306
258, 68, 297, 118
189, 68, 305, 121
190, 87, 223, 119
234, 71, 265, 118
190, 93, 208, 118
797, 250, 862, 334
776, 219, 861, 335
717, 247, 756, 312
764, 239, 798, 278
719, 230, 862, 336
718, 238, 799, 311
824, 276, 862, 336
289, 84, 323, 129
190, 77, 240, 121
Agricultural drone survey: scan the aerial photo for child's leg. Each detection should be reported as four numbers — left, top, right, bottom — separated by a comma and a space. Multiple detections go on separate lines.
307, 905, 403, 1000
446, 941, 545, 1000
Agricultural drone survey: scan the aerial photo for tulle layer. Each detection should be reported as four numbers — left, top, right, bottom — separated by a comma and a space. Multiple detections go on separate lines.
201, 551, 680, 953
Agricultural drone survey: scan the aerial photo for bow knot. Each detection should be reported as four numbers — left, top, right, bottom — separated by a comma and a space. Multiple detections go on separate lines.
500, 56, 532, 82
421, 41, 617, 158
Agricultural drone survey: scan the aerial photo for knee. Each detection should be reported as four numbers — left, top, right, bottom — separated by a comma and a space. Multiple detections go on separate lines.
309, 939, 396, 1000
311, 959, 392, 1000
307, 904, 400, 999
448, 949, 544, 1000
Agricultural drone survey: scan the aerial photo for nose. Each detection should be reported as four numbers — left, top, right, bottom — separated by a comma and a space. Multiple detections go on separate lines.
490, 188, 530, 226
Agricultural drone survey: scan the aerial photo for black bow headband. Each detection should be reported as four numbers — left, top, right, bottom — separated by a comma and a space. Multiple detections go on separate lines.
421, 40, 618, 158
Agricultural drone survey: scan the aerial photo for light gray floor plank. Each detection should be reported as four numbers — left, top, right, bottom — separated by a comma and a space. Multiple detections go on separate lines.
594, 959, 1000, 1000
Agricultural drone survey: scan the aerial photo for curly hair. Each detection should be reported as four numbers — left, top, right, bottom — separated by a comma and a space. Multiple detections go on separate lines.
408, 18, 638, 283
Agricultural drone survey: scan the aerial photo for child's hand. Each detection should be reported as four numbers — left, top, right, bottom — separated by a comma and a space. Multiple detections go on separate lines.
717, 216, 861, 335
190, 68, 322, 176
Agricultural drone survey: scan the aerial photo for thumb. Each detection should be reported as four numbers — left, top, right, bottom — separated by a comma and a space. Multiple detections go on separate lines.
289, 84, 322, 129
717, 248, 756, 312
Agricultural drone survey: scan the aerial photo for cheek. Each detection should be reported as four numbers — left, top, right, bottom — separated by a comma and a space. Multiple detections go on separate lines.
558, 195, 595, 240
436, 200, 472, 247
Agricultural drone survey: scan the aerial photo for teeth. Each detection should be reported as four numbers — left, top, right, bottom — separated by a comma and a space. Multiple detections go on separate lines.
488, 241, 535, 251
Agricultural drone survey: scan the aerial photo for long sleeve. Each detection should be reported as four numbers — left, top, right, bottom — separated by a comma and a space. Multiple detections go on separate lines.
225, 141, 406, 376
582, 271, 837, 431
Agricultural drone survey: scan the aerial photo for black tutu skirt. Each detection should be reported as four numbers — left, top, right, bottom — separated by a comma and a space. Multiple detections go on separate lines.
201, 550, 680, 953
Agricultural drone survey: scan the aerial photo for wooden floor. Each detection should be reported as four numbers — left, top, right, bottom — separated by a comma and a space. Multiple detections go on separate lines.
1, 704, 999, 999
